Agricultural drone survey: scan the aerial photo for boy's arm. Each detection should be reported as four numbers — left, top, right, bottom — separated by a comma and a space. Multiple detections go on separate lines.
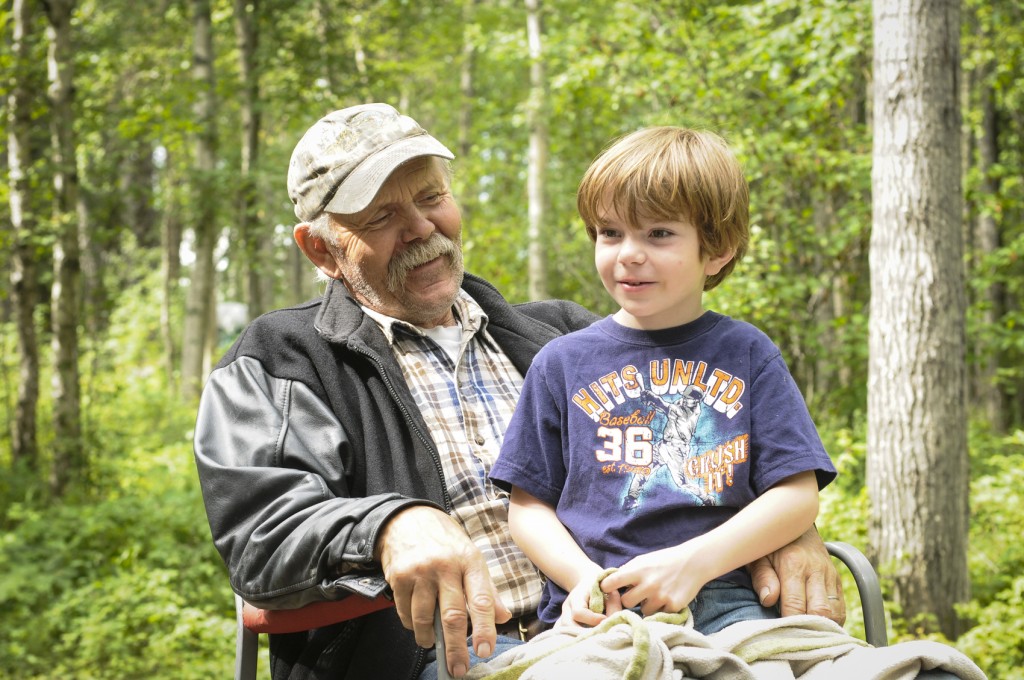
508, 486, 619, 626
600, 470, 819, 615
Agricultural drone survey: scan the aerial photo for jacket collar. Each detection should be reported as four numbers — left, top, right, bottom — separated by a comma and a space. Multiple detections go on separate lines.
313, 274, 505, 347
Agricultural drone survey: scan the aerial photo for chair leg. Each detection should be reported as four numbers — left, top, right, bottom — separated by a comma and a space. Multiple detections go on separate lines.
434, 608, 452, 680
235, 593, 259, 680
825, 541, 888, 647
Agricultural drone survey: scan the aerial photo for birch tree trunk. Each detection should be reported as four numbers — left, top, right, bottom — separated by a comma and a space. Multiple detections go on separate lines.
457, 0, 478, 227
973, 73, 1005, 432
180, 0, 220, 400
161, 164, 183, 388
313, 0, 337, 95
7, 0, 41, 470
44, 0, 83, 496
234, 0, 266, 319
525, 0, 549, 300
868, 0, 969, 638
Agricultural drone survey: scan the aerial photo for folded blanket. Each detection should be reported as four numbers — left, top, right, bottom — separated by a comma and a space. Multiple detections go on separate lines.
466, 572, 986, 680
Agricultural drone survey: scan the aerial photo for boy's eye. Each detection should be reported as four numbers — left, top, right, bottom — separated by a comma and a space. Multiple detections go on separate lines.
598, 227, 621, 239
650, 228, 674, 238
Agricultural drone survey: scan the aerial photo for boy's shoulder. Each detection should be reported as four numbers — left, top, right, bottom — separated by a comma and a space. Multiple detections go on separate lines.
701, 311, 766, 338
705, 315, 787, 376
535, 319, 607, 357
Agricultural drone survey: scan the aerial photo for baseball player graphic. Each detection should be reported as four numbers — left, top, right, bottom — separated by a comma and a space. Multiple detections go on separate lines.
624, 384, 713, 509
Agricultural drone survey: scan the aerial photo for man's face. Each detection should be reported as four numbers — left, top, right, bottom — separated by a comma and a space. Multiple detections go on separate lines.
324, 158, 464, 327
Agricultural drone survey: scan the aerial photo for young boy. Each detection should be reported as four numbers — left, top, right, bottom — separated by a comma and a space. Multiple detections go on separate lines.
489, 126, 836, 635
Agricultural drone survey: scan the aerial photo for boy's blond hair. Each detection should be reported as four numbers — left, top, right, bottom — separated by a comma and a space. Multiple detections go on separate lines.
577, 126, 749, 291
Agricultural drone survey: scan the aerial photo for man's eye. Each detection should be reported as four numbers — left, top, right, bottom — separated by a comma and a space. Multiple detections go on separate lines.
420, 192, 443, 205
367, 213, 391, 227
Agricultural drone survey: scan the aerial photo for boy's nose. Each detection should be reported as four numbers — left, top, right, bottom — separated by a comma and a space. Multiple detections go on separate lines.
618, 236, 646, 264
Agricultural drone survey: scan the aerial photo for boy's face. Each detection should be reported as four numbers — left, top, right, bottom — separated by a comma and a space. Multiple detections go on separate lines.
593, 203, 733, 330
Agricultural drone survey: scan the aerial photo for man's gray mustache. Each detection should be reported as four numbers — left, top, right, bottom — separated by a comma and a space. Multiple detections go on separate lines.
386, 235, 462, 292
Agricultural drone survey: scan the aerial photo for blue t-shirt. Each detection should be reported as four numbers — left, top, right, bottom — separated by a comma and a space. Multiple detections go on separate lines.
490, 312, 836, 624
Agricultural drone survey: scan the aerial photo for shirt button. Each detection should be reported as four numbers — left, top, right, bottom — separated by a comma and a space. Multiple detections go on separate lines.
475, 435, 486, 446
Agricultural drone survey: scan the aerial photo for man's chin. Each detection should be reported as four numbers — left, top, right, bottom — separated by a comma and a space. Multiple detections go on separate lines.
410, 282, 462, 323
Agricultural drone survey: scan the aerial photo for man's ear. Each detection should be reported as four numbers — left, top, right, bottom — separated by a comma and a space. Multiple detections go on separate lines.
293, 224, 343, 280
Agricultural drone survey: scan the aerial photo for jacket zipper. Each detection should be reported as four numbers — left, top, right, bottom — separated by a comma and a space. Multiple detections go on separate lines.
361, 349, 451, 680
361, 348, 453, 513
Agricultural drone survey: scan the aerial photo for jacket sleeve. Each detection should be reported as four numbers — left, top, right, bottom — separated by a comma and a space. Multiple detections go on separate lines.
193, 355, 437, 609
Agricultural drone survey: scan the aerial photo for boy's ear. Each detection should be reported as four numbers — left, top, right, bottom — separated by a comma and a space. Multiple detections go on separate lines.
704, 248, 736, 277
293, 224, 343, 280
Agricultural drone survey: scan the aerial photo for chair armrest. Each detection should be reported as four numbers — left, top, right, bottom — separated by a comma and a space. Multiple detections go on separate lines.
241, 594, 395, 634
825, 541, 888, 647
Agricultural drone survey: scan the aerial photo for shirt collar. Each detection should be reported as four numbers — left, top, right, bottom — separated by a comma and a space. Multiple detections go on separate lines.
361, 290, 489, 346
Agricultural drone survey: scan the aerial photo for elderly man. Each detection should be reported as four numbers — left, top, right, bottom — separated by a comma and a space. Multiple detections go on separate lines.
194, 103, 844, 680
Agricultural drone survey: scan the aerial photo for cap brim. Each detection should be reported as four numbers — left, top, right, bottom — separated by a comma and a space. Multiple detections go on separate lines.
323, 135, 455, 215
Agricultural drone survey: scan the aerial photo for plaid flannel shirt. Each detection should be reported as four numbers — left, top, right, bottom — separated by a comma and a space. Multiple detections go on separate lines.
362, 291, 543, 617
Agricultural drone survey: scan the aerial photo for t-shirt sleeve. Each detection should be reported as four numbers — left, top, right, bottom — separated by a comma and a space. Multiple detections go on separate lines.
490, 351, 567, 507
749, 353, 837, 494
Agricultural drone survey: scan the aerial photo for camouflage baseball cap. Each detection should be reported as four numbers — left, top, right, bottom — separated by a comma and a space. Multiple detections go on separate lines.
287, 103, 455, 221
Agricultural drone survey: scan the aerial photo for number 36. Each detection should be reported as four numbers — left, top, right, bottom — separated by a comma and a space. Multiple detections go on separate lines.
594, 426, 653, 465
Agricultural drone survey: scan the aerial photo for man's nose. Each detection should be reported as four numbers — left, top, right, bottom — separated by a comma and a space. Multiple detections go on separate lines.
402, 206, 435, 242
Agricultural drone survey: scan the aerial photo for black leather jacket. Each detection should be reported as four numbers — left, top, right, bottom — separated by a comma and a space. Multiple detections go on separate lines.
194, 274, 596, 679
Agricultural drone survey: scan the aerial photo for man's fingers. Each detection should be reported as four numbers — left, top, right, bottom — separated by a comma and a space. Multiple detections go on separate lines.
747, 555, 780, 607
824, 567, 846, 624
438, 599, 472, 677
463, 561, 503, 661
389, 578, 416, 632
777, 570, 808, 617
802, 570, 830, 619
411, 583, 443, 648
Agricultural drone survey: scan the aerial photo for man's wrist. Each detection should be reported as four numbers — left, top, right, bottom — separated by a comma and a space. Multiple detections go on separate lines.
372, 500, 445, 561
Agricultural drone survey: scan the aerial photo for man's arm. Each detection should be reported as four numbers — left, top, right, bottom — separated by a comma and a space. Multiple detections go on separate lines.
194, 358, 432, 609
747, 525, 846, 624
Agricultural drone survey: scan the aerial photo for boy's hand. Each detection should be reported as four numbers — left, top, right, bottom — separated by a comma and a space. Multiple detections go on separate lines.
556, 572, 623, 628
599, 544, 705, 616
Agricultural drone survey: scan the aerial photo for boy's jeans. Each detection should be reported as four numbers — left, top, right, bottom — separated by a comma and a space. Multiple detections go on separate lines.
689, 579, 779, 634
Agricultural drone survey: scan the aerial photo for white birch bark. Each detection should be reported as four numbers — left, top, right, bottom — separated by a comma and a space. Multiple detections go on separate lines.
868, 0, 969, 638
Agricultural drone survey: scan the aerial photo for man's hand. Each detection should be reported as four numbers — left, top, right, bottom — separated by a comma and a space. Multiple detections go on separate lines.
376, 505, 510, 678
747, 526, 846, 625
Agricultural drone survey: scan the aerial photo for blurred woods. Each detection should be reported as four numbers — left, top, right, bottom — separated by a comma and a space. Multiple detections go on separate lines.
2, 1, 1023, 677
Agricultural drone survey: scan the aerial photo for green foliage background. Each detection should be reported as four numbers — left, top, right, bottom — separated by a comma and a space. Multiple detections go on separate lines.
2, 0, 1023, 677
